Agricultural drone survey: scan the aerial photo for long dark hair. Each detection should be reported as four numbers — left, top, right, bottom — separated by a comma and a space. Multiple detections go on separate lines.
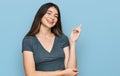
26, 2, 63, 36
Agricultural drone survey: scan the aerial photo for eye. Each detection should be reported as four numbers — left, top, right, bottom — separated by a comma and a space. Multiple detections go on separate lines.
55, 16, 58, 18
47, 12, 51, 15
54, 15, 58, 18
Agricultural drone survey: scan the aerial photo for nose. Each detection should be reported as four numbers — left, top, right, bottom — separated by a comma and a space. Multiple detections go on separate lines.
49, 14, 55, 20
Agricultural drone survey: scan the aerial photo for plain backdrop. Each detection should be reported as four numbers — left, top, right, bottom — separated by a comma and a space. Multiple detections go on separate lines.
0, 0, 120, 76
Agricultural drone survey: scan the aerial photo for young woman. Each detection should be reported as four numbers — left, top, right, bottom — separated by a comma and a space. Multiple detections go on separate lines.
22, 2, 81, 76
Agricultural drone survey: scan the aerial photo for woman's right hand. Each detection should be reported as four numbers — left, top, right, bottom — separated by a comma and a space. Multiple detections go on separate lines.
63, 68, 79, 76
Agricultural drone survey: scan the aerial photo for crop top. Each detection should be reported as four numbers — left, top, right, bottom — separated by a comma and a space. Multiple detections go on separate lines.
22, 34, 69, 71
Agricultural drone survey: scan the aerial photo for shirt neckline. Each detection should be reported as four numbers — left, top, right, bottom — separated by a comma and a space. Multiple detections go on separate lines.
34, 35, 56, 54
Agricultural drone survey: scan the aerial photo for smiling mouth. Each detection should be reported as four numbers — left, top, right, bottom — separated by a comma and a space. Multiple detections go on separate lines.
46, 18, 54, 25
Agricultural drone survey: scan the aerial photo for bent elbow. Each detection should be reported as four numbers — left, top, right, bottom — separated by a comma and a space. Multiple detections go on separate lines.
25, 71, 35, 76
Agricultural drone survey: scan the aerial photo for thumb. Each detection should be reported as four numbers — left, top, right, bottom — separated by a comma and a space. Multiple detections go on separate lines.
72, 68, 78, 72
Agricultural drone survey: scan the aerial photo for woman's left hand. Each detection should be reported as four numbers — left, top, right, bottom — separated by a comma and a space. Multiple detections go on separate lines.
70, 24, 82, 43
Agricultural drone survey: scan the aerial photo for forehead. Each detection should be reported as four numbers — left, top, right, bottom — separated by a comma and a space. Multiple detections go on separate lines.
47, 6, 58, 14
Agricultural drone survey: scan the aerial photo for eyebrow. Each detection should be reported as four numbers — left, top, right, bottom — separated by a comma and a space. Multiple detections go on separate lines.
47, 10, 58, 15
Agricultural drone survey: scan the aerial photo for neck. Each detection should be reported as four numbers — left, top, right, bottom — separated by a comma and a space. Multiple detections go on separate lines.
37, 24, 53, 37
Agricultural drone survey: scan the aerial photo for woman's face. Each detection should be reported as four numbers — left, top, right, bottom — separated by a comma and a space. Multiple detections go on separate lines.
41, 6, 58, 28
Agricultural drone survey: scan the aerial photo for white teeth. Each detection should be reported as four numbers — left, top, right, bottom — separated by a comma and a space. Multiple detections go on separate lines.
46, 18, 53, 24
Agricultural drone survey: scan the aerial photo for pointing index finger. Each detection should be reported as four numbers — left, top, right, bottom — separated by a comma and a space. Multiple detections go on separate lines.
76, 24, 82, 30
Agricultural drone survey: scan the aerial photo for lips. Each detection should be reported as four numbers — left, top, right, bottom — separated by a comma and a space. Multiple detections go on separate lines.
46, 18, 54, 25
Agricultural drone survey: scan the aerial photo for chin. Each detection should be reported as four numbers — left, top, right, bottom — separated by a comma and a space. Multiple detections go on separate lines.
46, 23, 56, 28
48, 25, 55, 28
42, 21, 56, 28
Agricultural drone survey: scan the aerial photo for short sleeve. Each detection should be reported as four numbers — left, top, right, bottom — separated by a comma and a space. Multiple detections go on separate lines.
22, 36, 33, 52
62, 34, 70, 48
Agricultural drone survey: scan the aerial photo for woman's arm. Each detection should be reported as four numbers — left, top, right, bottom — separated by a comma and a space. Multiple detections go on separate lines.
64, 44, 77, 68
64, 25, 81, 68
68, 42, 77, 68
23, 51, 78, 76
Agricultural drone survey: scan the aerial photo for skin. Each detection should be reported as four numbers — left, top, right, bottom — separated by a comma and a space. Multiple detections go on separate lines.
23, 6, 81, 76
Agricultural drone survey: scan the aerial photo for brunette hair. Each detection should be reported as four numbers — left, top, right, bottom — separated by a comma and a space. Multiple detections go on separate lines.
26, 2, 63, 36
